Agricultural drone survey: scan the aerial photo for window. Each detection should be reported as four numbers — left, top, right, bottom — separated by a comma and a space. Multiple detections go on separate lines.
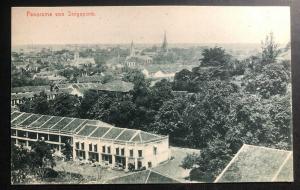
116, 148, 119, 155
107, 146, 111, 154
39, 133, 48, 141
11, 129, 16, 136
76, 142, 80, 149
102, 146, 105, 153
28, 132, 37, 139
138, 150, 143, 157
81, 143, 85, 150
18, 130, 27, 138
94, 145, 97, 152
49, 134, 59, 142
121, 148, 125, 156
130, 149, 134, 157
153, 147, 157, 155
89, 144, 92, 151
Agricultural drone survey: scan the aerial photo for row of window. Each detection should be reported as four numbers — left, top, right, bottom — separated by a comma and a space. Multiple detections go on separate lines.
11, 129, 72, 143
75, 142, 145, 157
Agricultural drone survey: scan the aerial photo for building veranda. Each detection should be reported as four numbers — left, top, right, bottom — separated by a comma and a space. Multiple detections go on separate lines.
11, 111, 170, 171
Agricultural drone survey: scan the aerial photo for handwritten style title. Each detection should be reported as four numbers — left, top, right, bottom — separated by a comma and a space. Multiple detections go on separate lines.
26, 10, 96, 17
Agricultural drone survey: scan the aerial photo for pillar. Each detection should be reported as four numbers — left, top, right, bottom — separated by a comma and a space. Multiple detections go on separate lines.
111, 155, 115, 167
58, 135, 62, 152
72, 141, 77, 161
125, 157, 128, 171
134, 158, 138, 170
25, 132, 29, 147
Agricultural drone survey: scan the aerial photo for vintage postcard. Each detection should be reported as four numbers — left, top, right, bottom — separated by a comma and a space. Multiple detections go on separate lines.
11, 6, 292, 184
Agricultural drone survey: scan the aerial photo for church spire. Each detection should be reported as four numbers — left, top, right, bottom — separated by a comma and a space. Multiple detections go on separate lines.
130, 40, 135, 57
161, 31, 168, 52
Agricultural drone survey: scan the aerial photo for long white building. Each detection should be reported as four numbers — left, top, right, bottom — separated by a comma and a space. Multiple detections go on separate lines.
11, 111, 170, 170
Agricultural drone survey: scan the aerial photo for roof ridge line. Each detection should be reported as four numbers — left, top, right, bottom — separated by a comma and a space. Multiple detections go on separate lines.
11, 112, 25, 123
104, 170, 150, 184
60, 118, 76, 131
244, 144, 292, 153
271, 151, 293, 181
100, 126, 114, 138
27, 114, 44, 127
145, 169, 152, 184
49, 117, 65, 129
214, 144, 246, 183
114, 128, 127, 140
88, 125, 101, 137
150, 169, 180, 182
139, 132, 143, 143
129, 130, 140, 142
39, 116, 54, 129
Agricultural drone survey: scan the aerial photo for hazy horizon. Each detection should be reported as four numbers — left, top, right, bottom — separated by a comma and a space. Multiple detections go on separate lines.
12, 6, 290, 46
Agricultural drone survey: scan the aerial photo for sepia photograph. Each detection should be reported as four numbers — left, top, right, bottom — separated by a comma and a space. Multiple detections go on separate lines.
10, 6, 292, 184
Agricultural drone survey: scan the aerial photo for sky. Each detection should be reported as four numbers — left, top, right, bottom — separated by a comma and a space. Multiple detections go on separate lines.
11, 6, 290, 46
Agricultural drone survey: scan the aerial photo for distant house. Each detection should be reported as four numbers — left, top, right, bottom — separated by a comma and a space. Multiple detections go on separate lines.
77, 75, 103, 83
34, 70, 67, 83
70, 51, 96, 68
11, 88, 72, 106
105, 169, 180, 184
69, 80, 134, 97
152, 70, 175, 79
214, 144, 293, 182
124, 41, 152, 68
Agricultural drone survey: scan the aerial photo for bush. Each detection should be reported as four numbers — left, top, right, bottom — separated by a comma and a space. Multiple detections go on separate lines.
181, 153, 198, 169
189, 168, 214, 182
128, 163, 135, 171
43, 168, 59, 178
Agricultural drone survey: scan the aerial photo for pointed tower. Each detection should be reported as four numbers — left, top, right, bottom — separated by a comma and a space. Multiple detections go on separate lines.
130, 40, 135, 57
161, 31, 168, 53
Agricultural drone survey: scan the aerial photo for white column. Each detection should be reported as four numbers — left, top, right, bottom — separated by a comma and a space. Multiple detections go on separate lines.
72, 141, 76, 160
112, 155, 115, 167
25, 132, 29, 147
58, 135, 62, 152
125, 157, 128, 171
134, 158, 138, 170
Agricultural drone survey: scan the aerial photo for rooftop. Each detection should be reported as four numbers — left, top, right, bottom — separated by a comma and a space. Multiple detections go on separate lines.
11, 89, 73, 100
11, 111, 166, 143
105, 169, 180, 184
11, 80, 134, 95
214, 144, 293, 182
77, 75, 103, 83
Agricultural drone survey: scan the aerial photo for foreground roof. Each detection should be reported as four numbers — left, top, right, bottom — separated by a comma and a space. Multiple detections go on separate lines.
11, 111, 165, 143
105, 170, 180, 184
214, 144, 293, 182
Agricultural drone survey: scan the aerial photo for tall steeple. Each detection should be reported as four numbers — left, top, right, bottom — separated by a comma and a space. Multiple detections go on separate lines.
130, 40, 135, 57
161, 31, 168, 52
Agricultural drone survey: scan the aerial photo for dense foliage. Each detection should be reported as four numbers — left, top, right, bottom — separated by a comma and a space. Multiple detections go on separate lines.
11, 141, 56, 184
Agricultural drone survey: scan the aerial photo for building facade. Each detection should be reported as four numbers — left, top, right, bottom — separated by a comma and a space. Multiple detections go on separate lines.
11, 111, 170, 170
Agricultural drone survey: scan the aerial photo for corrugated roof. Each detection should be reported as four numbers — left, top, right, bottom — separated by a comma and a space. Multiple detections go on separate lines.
214, 144, 293, 182
11, 111, 165, 143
